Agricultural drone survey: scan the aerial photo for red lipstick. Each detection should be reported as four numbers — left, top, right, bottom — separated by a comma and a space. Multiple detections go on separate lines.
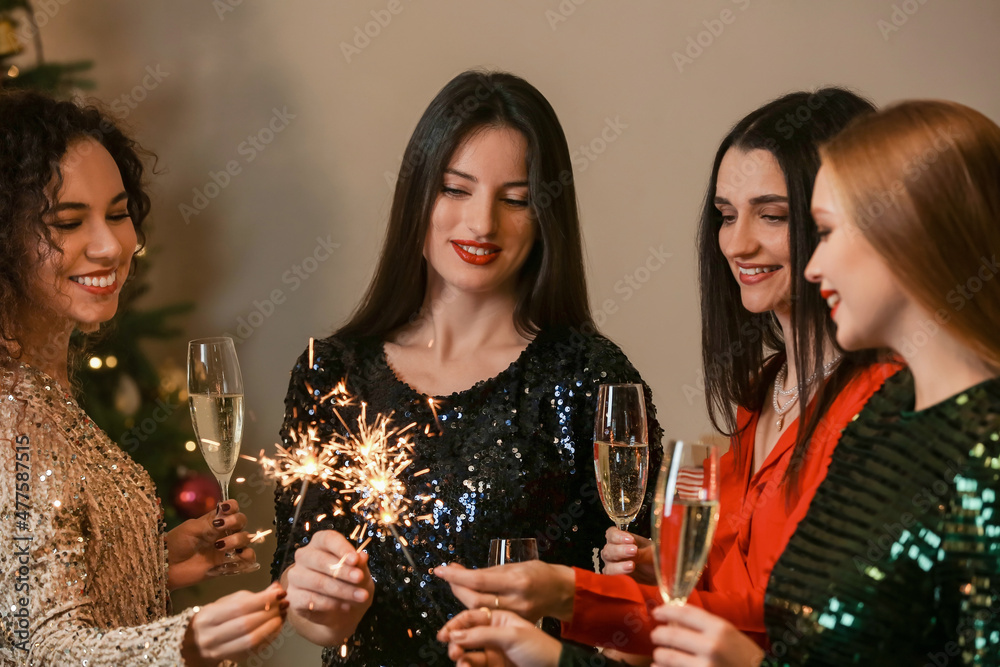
451, 240, 501, 266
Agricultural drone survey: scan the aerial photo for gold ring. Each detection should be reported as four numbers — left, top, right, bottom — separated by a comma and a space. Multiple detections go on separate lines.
494, 595, 500, 610
479, 606, 493, 623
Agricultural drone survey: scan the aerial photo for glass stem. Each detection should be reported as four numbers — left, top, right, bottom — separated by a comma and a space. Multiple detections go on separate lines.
217, 474, 234, 560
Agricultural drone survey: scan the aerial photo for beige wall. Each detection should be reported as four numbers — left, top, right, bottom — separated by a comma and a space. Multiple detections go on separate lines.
42, 1, 1000, 662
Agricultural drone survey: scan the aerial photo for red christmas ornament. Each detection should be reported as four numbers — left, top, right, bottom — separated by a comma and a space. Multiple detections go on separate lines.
172, 473, 221, 519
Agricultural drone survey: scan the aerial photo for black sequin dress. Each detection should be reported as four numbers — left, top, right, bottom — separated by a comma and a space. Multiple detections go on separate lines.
271, 328, 662, 667
764, 370, 1000, 665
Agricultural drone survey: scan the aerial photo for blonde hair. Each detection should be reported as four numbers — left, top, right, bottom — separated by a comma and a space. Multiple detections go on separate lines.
820, 100, 1000, 370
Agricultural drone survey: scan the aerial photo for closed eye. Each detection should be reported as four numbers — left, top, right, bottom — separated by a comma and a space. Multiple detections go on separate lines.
717, 209, 736, 225
441, 186, 468, 198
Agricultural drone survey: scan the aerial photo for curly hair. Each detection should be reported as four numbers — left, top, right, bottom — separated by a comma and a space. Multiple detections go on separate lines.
0, 90, 151, 358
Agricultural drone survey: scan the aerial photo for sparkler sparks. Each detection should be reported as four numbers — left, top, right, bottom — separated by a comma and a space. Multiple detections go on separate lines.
255, 379, 433, 575
249, 529, 273, 544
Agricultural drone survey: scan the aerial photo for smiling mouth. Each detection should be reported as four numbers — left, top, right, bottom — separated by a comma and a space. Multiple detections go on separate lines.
451, 241, 501, 265
69, 270, 117, 288
738, 266, 780, 275
455, 243, 499, 257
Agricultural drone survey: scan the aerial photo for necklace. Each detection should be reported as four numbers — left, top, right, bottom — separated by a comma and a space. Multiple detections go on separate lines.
772, 355, 842, 430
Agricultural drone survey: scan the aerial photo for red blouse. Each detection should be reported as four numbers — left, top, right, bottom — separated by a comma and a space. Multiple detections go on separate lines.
561, 363, 899, 655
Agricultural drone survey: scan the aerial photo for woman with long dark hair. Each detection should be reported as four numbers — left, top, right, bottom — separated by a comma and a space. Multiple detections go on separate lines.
436, 89, 900, 665
0, 91, 286, 666
271, 69, 661, 666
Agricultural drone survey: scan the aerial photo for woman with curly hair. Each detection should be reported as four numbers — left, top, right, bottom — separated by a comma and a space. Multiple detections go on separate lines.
0, 90, 286, 666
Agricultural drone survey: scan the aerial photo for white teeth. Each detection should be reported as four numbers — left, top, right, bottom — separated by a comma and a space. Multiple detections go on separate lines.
739, 266, 779, 275
71, 271, 117, 288
458, 244, 498, 256
826, 294, 840, 308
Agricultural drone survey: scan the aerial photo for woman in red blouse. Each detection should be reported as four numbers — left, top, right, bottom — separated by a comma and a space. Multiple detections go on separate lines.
435, 89, 899, 665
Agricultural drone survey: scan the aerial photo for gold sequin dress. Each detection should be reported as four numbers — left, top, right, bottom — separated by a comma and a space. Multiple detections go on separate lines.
0, 364, 195, 665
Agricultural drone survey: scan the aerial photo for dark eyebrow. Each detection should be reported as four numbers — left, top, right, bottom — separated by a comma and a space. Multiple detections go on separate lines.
749, 195, 788, 206
445, 168, 477, 183
444, 169, 528, 189
714, 195, 788, 206
50, 191, 128, 213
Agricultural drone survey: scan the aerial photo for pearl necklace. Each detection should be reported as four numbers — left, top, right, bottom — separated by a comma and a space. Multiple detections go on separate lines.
772, 355, 842, 430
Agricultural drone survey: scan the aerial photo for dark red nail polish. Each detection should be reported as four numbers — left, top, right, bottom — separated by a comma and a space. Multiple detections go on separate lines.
234, 547, 244, 554
220, 502, 232, 512
279, 600, 290, 611
212, 519, 225, 528
276, 591, 288, 600
215, 540, 226, 549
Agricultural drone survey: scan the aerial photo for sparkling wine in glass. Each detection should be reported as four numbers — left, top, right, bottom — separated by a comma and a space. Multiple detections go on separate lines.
652, 440, 720, 605
187, 336, 259, 576
488, 538, 539, 566
594, 384, 650, 531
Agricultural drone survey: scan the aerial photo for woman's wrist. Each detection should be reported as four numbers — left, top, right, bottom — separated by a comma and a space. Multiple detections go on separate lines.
551, 564, 576, 622
181, 620, 210, 667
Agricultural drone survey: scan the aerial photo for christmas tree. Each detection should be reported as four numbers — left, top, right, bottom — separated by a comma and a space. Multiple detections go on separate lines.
2, 1, 214, 526
0, 0, 92, 94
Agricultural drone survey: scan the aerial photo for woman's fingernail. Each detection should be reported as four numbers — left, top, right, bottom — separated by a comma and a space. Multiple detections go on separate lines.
451, 630, 465, 640
235, 547, 245, 554
276, 591, 287, 600
626, 545, 638, 555
220, 502, 232, 512
212, 519, 225, 528
215, 540, 226, 549
354, 590, 367, 602
279, 600, 290, 611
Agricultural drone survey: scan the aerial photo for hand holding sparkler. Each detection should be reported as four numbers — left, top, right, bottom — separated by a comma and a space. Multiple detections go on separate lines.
279, 530, 376, 648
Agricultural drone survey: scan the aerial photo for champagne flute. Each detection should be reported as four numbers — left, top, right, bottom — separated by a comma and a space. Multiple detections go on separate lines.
652, 440, 720, 605
488, 538, 539, 566
593, 383, 650, 531
489, 538, 542, 627
187, 336, 259, 576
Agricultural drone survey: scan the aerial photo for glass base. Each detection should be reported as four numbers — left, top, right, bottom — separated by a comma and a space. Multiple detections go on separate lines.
207, 559, 261, 577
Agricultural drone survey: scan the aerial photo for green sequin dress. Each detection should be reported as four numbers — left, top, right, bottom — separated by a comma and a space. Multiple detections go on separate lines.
764, 370, 1000, 665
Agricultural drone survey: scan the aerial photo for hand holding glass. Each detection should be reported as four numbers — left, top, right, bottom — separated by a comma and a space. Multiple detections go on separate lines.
652, 440, 719, 605
488, 538, 539, 566
187, 337, 259, 576
594, 384, 650, 531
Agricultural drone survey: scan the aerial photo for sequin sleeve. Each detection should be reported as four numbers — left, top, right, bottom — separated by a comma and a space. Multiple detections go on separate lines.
1, 386, 194, 666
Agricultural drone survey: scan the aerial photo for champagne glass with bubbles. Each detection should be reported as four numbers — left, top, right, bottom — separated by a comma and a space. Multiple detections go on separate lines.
594, 384, 650, 531
652, 440, 720, 605
187, 336, 259, 576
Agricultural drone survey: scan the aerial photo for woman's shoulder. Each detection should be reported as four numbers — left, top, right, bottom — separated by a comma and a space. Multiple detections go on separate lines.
286, 333, 383, 378
535, 326, 641, 376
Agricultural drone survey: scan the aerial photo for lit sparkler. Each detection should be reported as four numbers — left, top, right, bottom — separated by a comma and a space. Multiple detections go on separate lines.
253, 359, 433, 579
327, 402, 433, 572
